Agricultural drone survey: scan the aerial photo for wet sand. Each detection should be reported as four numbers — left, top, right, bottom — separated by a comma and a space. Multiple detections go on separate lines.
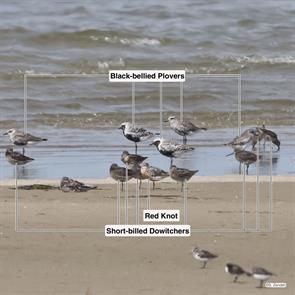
0, 177, 294, 294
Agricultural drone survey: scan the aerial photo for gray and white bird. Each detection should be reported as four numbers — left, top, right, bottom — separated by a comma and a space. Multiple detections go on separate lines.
150, 138, 194, 166
60, 177, 97, 192
118, 122, 153, 154
5, 147, 34, 166
166, 116, 207, 144
225, 128, 261, 150
121, 150, 147, 169
250, 267, 276, 288
192, 247, 218, 269
169, 165, 198, 191
4, 128, 47, 154
109, 163, 136, 191
140, 163, 169, 189
225, 263, 251, 282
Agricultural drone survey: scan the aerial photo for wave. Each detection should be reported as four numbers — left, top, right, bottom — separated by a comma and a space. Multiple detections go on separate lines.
27, 29, 167, 48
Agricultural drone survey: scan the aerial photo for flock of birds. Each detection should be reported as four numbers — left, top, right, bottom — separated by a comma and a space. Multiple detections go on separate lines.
3, 116, 280, 192
192, 247, 276, 288
2, 119, 280, 288
109, 116, 281, 192
192, 246, 275, 288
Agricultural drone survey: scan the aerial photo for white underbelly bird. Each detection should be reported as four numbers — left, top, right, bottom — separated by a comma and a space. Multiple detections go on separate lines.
4, 128, 47, 154
166, 116, 207, 144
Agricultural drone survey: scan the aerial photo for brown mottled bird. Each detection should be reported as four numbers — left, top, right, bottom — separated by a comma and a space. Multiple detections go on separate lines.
121, 150, 147, 169
5, 147, 34, 166
169, 165, 198, 191
60, 177, 96, 192
140, 163, 169, 189
231, 147, 258, 175
109, 163, 136, 191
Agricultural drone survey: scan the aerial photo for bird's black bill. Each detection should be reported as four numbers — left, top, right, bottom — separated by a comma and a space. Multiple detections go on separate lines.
3, 132, 8, 135
226, 152, 234, 157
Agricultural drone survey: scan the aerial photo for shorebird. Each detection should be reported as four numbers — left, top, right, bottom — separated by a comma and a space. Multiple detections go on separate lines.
140, 163, 169, 189
169, 165, 198, 191
118, 122, 153, 154
121, 150, 147, 169
258, 124, 280, 151
109, 163, 136, 191
150, 138, 194, 166
225, 263, 251, 282
225, 128, 261, 150
165, 116, 207, 144
192, 247, 218, 269
227, 146, 258, 175
5, 147, 34, 166
3, 128, 47, 154
250, 267, 276, 288
60, 177, 97, 192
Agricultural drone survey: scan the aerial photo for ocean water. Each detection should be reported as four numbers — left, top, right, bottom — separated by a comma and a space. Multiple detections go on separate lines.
0, 0, 294, 179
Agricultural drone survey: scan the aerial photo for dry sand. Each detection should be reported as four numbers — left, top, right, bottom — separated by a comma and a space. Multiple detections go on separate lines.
0, 177, 294, 295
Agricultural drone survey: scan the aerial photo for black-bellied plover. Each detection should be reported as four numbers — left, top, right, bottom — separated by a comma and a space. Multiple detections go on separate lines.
150, 138, 194, 166
192, 247, 218, 269
60, 177, 97, 192
140, 163, 169, 189
109, 163, 136, 191
166, 116, 207, 144
169, 165, 198, 191
225, 263, 251, 282
250, 267, 276, 288
5, 147, 34, 166
118, 122, 153, 154
4, 128, 47, 154
121, 150, 147, 169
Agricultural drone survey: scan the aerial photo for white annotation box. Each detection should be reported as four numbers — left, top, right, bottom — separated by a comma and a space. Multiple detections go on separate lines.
109, 70, 185, 82
143, 210, 180, 222
105, 225, 190, 237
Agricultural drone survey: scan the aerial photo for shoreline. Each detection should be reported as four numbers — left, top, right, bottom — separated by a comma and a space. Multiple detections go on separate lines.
0, 175, 294, 186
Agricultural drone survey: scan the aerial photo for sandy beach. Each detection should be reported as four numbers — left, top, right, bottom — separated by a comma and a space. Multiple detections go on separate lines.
0, 177, 294, 295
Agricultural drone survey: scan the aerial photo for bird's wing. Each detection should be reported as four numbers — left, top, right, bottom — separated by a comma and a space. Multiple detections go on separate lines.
13, 135, 28, 145
24, 133, 45, 141
12, 152, 33, 161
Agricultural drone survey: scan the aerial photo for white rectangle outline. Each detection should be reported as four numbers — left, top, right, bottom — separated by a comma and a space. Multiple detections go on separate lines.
105, 224, 190, 237
143, 210, 180, 222
109, 70, 185, 82
16, 73, 273, 234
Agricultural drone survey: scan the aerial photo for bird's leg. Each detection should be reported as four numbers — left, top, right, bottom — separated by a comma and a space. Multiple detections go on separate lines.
153, 181, 155, 190
239, 163, 242, 174
139, 179, 142, 189
183, 136, 187, 144
121, 181, 124, 192
22, 147, 25, 155
170, 158, 173, 167
201, 261, 207, 269
246, 165, 249, 175
181, 181, 184, 192
258, 280, 264, 288
135, 142, 137, 155
233, 276, 238, 283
